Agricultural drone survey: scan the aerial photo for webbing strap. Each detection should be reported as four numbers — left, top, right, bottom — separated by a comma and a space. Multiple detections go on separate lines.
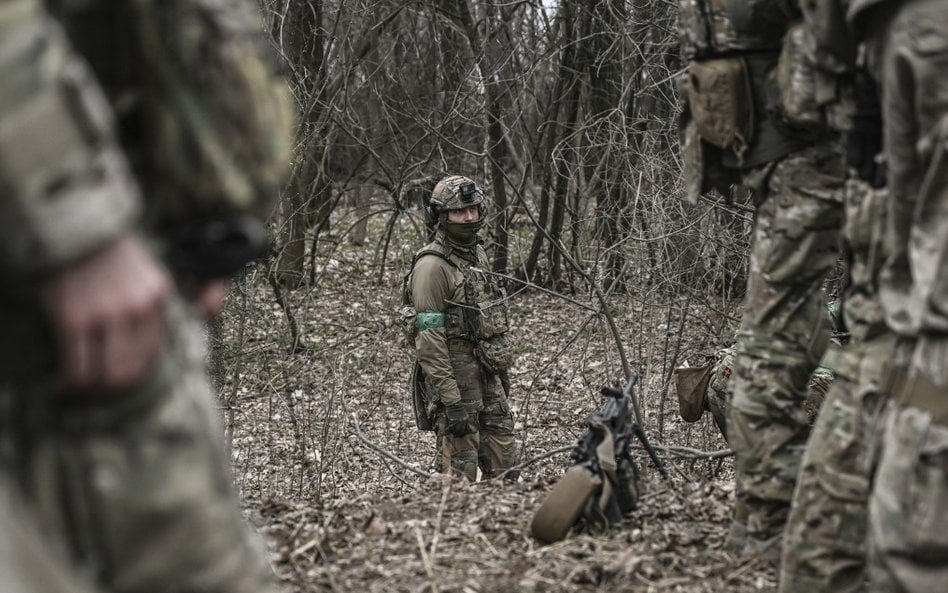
898, 375, 948, 424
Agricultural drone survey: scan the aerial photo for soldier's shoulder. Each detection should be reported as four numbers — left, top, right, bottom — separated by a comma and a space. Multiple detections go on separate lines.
412, 246, 455, 274
413, 241, 455, 267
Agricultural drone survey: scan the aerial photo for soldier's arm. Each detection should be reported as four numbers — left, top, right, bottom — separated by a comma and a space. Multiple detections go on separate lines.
411, 256, 462, 405
0, 1, 172, 392
0, 0, 140, 276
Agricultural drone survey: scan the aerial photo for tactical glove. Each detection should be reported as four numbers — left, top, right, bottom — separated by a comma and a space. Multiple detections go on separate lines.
444, 401, 473, 437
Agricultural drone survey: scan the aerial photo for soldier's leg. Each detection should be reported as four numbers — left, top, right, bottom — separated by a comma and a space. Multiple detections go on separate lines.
12, 300, 280, 593
728, 144, 845, 552
440, 431, 479, 481
441, 352, 485, 481
868, 335, 948, 592
779, 338, 891, 593
477, 374, 518, 480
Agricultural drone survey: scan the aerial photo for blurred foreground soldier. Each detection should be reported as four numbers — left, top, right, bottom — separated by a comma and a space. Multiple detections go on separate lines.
781, 177, 889, 592
777, 14, 891, 585
403, 175, 519, 481
678, 0, 847, 561
0, 1, 294, 592
779, 0, 948, 590
856, 0, 948, 589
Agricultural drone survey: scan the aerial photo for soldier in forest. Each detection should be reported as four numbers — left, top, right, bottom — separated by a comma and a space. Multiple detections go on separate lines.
0, 0, 294, 591
404, 175, 519, 481
678, 0, 847, 562
775, 9, 891, 584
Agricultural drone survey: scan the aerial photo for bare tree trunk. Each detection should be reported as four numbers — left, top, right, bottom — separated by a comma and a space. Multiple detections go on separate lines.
275, 0, 326, 287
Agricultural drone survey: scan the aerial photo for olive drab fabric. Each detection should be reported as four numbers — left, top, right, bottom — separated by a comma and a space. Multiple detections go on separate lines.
1, 301, 280, 593
0, 478, 99, 593
781, 181, 889, 593
673, 362, 713, 423
677, 0, 847, 558
678, 0, 799, 60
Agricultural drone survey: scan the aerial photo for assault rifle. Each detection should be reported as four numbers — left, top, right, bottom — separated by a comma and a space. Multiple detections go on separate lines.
530, 375, 669, 544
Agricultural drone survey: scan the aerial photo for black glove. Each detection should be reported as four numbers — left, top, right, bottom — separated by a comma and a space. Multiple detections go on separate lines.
444, 401, 473, 437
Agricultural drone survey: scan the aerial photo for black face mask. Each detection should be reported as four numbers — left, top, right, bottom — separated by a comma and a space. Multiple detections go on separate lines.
444, 220, 481, 246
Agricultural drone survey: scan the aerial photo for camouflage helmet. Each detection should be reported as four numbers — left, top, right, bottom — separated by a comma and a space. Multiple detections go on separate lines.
428, 175, 485, 220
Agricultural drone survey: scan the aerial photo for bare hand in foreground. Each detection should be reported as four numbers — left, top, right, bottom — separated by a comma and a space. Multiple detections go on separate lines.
39, 234, 172, 393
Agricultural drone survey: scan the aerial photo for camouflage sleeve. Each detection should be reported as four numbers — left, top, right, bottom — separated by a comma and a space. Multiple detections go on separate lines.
0, 0, 139, 279
410, 255, 462, 406
127, 0, 296, 225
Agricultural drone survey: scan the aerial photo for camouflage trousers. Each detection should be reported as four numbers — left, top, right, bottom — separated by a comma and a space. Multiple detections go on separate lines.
867, 335, 948, 592
728, 142, 845, 545
433, 351, 518, 481
0, 299, 280, 593
779, 336, 893, 593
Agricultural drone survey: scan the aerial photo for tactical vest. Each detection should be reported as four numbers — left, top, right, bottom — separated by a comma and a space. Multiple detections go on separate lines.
404, 240, 510, 344
679, 0, 799, 60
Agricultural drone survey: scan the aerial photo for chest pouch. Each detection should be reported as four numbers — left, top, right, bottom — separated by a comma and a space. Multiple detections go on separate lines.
686, 57, 755, 160
770, 24, 826, 136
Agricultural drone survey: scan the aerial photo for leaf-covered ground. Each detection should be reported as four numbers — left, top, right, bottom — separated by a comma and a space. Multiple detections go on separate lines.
216, 212, 775, 592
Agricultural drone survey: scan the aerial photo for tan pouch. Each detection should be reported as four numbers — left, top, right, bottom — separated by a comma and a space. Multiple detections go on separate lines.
773, 23, 824, 133
674, 363, 713, 422
686, 57, 754, 158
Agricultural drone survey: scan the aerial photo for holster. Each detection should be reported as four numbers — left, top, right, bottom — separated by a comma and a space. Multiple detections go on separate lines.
410, 362, 434, 431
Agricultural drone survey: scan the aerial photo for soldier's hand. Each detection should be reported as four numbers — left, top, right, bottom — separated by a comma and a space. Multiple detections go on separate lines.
193, 280, 230, 318
39, 234, 173, 394
444, 401, 473, 437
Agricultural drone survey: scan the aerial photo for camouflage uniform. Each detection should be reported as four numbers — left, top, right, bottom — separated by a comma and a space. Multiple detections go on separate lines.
679, 0, 845, 554
1, 475, 99, 593
406, 176, 518, 481
859, 0, 948, 589
780, 179, 890, 593
0, 1, 293, 591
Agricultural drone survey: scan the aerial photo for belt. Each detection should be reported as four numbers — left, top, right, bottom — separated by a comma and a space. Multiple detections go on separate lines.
446, 338, 475, 353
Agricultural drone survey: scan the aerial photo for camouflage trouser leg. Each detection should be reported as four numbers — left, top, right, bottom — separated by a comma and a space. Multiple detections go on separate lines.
779, 337, 893, 593
438, 353, 518, 481
868, 335, 948, 592
477, 373, 518, 480
0, 300, 279, 593
729, 144, 845, 544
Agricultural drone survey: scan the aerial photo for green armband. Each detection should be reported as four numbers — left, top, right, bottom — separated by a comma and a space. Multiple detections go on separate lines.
415, 311, 445, 332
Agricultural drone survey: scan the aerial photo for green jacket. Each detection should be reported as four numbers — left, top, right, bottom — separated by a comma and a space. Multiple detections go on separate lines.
407, 234, 509, 405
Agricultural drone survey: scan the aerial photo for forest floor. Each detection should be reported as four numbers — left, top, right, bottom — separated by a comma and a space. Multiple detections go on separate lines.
217, 213, 773, 592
